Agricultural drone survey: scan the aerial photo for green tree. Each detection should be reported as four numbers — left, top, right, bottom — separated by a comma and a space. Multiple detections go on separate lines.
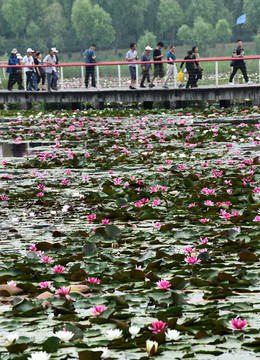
157, 0, 183, 42
71, 0, 92, 50
215, 19, 232, 50
2, 0, 28, 38
192, 17, 215, 54
185, 0, 216, 26
177, 25, 191, 47
91, 5, 115, 48
243, 0, 260, 34
43, 1, 66, 49
137, 30, 157, 55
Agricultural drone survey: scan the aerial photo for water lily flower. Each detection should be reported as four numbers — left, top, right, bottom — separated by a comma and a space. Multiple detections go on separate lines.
153, 222, 161, 230
28, 351, 51, 360
157, 280, 171, 290
87, 214, 96, 223
148, 320, 167, 334
165, 329, 182, 341
102, 219, 110, 225
146, 340, 158, 356
39, 281, 51, 289
91, 305, 107, 316
54, 328, 74, 342
87, 277, 100, 284
40, 256, 52, 263
185, 256, 200, 265
184, 247, 196, 253
7, 280, 17, 286
129, 325, 140, 338
5, 333, 19, 345
200, 237, 208, 244
56, 286, 71, 297
200, 218, 209, 224
253, 216, 260, 222
52, 265, 66, 273
105, 328, 123, 341
230, 318, 247, 330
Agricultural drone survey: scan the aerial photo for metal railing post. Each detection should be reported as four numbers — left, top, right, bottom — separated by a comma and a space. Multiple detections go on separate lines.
215, 61, 219, 87
81, 66, 84, 88
174, 64, 177, 88
23, 68, 26, 90
118, 64, 121, 87
3, 67, 6, 80
96, 65, 100, 88
61, 67, 64, 91
259, 59, 260, 84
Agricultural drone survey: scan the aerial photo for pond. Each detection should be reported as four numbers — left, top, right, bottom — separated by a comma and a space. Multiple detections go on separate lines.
0, 106, 259, 359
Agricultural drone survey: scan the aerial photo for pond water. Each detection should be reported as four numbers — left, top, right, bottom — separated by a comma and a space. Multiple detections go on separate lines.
0, 107, 259, 359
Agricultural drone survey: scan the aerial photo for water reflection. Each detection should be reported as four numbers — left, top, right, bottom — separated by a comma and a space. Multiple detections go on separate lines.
0, 143, 55, 158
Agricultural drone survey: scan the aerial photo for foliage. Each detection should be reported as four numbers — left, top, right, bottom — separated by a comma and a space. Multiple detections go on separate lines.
137, 30, 157, 55
215, 19, 232, 44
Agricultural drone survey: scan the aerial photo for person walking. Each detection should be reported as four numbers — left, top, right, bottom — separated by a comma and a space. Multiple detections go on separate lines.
180, 50, 199, 89
35, 52, 46, 90
150, 42, 164, 88
192, 46, 203, 86
43, 49, 58, 91
126, 43, 138, 89
85, 44, 96, 88
140, 46, 153, 88
28, 51, 40, 91
163, 45, 176, 89
22, 48, 35, 91
229, 40, 252, 85
51, 47, 59, 89
7, 48, 23, 91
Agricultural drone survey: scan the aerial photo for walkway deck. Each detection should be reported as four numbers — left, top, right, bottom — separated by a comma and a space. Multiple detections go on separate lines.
1, 84, 260, 109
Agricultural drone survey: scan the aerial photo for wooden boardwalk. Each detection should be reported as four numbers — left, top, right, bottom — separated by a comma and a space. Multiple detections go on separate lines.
1, 84, 260, 109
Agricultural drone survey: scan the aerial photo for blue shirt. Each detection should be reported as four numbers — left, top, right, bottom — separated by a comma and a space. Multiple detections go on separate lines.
7, 54, 19, 73
167, 51, 176, 62
85, 49, 95, 64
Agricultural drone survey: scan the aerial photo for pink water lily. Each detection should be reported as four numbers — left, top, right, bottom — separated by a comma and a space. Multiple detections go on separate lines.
149, 320, 167, 334
52, 265, 66, 273
56, 286, 71, 297
157, 280, 171, 290
87, 277, 100, 284
185, 256, 200, 265
91, 305, 107, 316
230, 318, 247, 330
39, 281, 51, 289
40, 256, 52, 263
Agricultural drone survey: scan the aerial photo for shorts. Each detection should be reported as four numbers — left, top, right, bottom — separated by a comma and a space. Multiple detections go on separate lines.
129, 66, 136, 80
153, 63, 164, 78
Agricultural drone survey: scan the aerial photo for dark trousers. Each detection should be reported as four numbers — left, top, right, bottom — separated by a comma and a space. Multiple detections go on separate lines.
26, 71, 34, 90
8, 72, 23, 90
229, 64, 248, 83
47, 71, 58, 90
140, 70, 150, 86
186, 69, 197, 88
37, 73, 46, 86
85, 66, 96, 87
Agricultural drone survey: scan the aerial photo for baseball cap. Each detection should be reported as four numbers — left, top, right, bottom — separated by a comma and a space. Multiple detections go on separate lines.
17, 53, 22, 60
11, 48, 18, 54
27, 48, 34, 53
145, 46, 153, 51
51, 47, 59, 53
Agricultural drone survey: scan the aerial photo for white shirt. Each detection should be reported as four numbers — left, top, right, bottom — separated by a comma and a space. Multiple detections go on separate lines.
43, 54, 57, 73
23, 55, 34, 72
126, 50, 137, 67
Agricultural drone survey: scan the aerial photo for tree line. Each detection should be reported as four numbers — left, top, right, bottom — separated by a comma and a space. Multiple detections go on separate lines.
0, 0, 260, 56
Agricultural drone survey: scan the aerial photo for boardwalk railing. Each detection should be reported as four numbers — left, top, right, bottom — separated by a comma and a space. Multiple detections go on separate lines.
1, 56, 260, 89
